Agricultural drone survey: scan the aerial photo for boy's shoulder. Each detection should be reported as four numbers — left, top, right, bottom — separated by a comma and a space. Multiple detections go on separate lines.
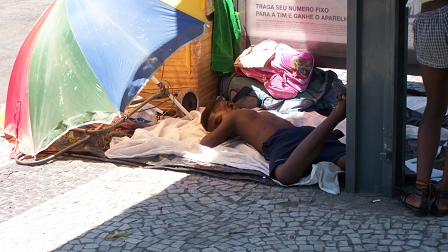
230, 108, 261, 122
233, 108, 259, 115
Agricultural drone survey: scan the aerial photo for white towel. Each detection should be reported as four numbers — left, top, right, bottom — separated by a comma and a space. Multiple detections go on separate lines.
106, 110, 346, 194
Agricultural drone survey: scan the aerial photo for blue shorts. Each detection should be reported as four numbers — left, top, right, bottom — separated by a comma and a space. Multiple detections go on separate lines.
261, 126, 346, 180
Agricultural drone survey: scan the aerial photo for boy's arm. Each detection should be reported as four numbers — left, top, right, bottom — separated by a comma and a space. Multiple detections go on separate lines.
199, 116, 236, 148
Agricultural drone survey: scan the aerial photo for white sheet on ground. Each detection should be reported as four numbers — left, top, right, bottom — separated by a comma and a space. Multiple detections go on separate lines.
405, 158, 443, 182
106, 110, 346, 194
407, 96, 448, 116
406, 124, 448, 141
405, 96, 446, 180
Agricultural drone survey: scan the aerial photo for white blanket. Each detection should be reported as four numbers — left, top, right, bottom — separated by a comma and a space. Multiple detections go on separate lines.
405, 96, 447, 181
106, 110, 347, 194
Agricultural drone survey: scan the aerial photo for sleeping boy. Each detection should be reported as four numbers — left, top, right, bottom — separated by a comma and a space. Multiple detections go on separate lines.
199, 92, 347, 185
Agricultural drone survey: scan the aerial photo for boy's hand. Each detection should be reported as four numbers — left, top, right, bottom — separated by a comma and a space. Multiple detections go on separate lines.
332, 94, 346, 121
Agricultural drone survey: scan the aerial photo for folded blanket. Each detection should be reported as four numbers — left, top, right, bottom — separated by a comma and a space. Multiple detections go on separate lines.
106, 110, 346, 194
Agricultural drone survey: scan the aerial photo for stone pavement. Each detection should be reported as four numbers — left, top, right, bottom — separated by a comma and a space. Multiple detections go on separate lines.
2, 63, 447, 251
2, 135, 448, 252
2, 1, 448, 251
1, 69, 448, 252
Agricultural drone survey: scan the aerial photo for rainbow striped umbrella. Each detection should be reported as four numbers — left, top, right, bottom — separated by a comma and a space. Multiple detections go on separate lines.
4, 0, 208, 156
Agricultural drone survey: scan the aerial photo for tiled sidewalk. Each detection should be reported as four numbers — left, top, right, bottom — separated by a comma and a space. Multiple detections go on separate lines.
1, 154, 446, 252
2, 86, 448, 252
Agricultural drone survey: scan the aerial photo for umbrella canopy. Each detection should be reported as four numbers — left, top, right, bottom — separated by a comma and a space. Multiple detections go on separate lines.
4, 0, 208, 156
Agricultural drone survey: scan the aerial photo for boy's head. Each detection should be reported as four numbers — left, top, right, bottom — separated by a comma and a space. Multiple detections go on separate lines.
201, 99, 232, 131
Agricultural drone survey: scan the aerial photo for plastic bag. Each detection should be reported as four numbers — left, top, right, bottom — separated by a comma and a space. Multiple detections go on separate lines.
125, 104, 162, 125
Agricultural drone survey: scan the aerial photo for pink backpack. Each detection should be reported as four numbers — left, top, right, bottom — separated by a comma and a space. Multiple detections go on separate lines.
234, 40, 314, 99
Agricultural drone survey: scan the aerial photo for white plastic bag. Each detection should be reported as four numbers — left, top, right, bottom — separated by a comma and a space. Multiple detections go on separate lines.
126, 104, 162, 125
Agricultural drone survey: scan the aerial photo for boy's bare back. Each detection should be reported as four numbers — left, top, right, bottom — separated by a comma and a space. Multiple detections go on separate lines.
200, 108, 294, 153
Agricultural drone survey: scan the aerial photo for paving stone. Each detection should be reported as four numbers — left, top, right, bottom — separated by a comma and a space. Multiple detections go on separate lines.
0, 67, 444, 251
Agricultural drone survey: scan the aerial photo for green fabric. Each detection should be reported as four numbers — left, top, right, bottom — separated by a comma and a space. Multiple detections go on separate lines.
29, 0, 116, 153
211, 0, 242, 73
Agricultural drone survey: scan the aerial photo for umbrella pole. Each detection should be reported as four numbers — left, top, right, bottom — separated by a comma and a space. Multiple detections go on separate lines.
74, 92, 165, 135
14, 93, 164, 165
150, 76, 194, 120
15, 124, 104, 166
15, 76, 194, 165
